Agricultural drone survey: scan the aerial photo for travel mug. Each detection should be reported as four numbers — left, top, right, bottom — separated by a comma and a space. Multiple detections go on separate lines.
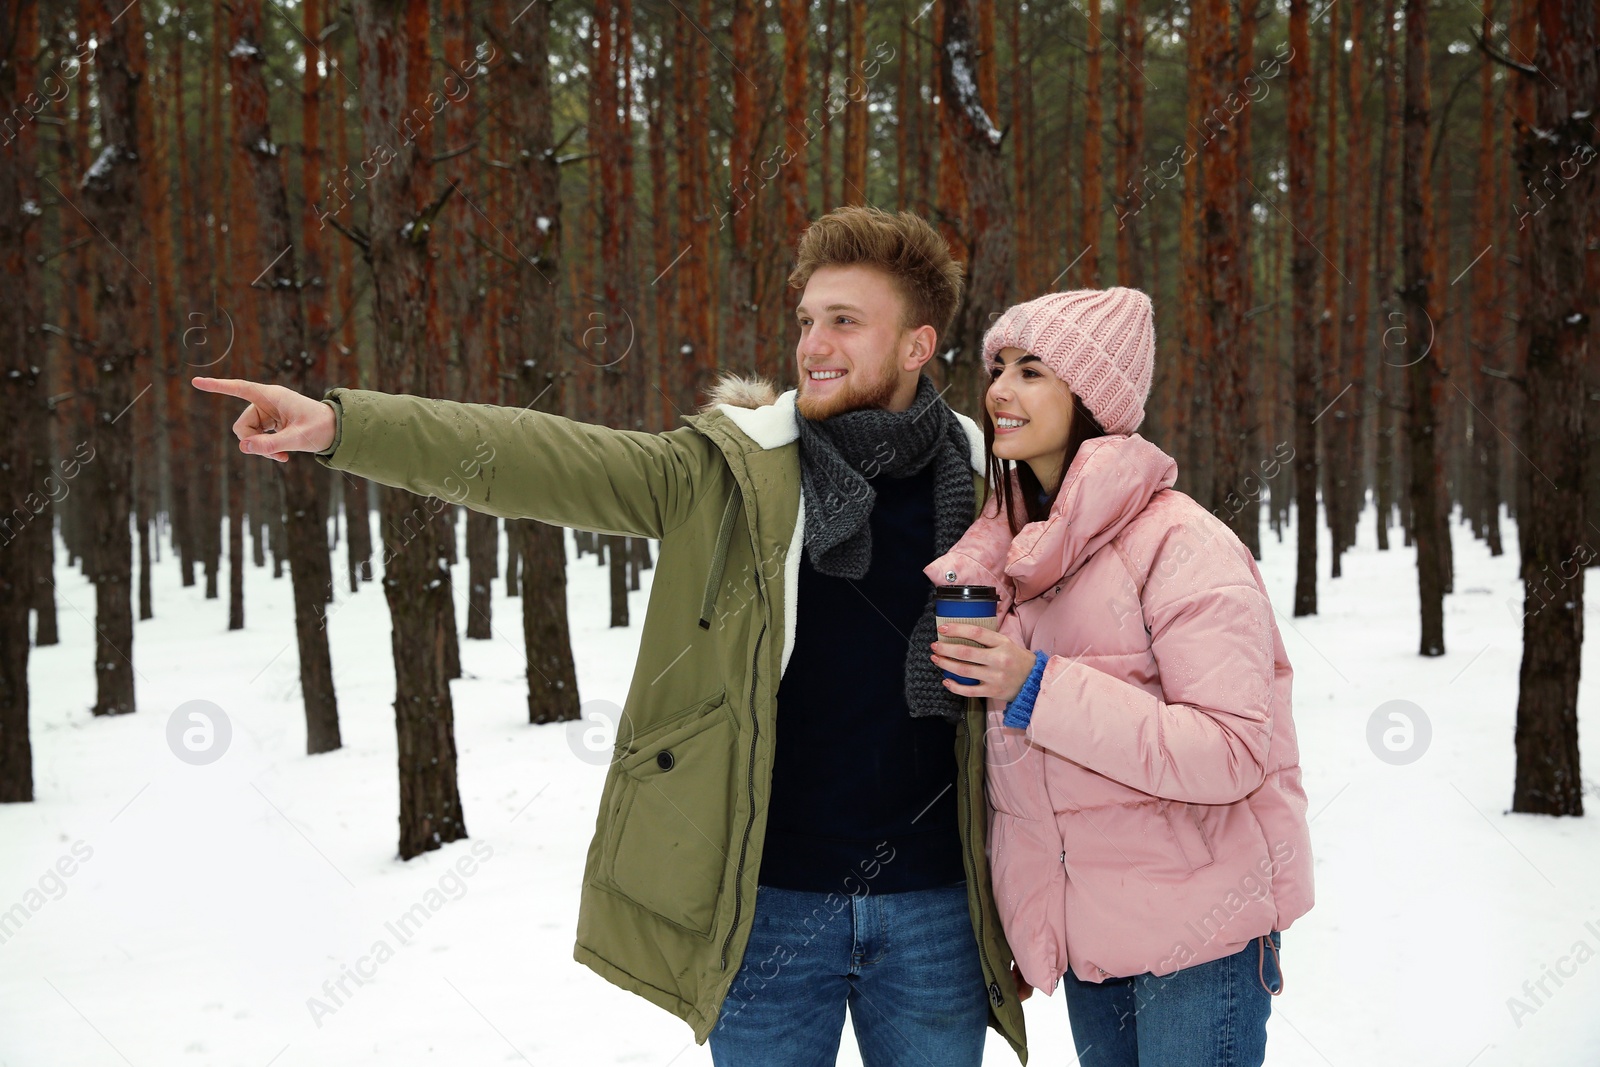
935, 584, 999, 686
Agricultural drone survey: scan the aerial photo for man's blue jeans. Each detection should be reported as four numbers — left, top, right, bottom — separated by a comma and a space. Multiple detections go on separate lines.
709, 883, 990, 1066
1060, 931, 1284, 1067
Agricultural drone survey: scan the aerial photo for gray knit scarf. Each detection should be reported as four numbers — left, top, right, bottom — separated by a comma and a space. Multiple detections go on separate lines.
794, 373, 973, 723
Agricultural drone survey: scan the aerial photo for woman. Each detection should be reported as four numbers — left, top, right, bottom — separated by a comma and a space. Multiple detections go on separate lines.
924, 288, 1313, 1067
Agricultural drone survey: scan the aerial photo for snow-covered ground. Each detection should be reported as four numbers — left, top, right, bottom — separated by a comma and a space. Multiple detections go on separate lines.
2, 501, 1597, 1066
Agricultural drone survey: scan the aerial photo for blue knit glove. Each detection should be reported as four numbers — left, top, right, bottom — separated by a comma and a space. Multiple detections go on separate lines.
1002, 650, 1051, 730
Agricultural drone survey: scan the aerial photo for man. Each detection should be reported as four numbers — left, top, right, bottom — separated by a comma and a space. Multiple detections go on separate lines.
193, 206, 1027, 1065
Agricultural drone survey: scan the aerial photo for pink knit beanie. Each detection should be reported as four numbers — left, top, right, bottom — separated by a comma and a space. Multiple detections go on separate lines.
981, 287, 1155, 434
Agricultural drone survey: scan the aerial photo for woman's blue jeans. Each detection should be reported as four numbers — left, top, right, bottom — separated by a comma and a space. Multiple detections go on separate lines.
1060, 931, 1283, 1067
709, 883, 990, 1066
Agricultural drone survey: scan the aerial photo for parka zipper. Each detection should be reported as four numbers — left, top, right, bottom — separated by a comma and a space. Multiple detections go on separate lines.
720, 621, 766, 970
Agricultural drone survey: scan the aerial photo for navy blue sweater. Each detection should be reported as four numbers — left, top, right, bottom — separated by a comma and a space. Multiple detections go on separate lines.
757, 463, 966, 895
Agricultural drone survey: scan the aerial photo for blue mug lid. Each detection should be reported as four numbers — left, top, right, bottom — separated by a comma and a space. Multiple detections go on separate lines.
935, 584, 997, 601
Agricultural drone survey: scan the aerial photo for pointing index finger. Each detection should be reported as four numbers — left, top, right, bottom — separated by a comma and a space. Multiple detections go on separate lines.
191, 376, 268, 404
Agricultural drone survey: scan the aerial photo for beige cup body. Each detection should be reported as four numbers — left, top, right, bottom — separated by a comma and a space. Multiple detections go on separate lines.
936, 601, 998, 684
939, 612, 998, 652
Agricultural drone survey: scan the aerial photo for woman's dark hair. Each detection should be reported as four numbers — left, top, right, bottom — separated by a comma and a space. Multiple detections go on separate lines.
983, 390, 1108, 536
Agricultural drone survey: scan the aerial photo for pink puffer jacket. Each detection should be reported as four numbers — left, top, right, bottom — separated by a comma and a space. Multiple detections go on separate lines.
925, 433, 1313, 993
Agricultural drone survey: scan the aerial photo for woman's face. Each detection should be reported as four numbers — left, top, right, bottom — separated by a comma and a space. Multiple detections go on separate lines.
986, 346, 1075, 492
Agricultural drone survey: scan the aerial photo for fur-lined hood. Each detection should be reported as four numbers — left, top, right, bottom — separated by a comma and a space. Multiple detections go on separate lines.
700, 373, 780, 412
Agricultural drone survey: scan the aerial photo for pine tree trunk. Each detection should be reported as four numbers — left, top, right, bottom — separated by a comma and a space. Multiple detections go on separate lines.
0, 0, 40, 802
138, 19, 174, 626
1021, 13, 1039, 295
18, 0, 55, 651
466, 507, 496, 639
1372, 2, 1400, 552
459, 0, 498, 641
820, 0, 837, 211
1078, 0, 1103, 287
301, 0, 330, 373
230, 0, 342, 753
842, 0, 868, 204
197, 0, 226, 602
504, 0, 580, 726
1471, 1, 1504, 558
1199, 0, 1255, 556
250, 459, 267, 567
1336, 0, 1371, 559
1400, 0, 1445, 656
897, 12, 910, 213
723, 0, 762, 371
1432, 157, 1454, 596
1504, 0, 1537, 542
1320, 5, 1345, 575
344, 475, 372, 588
329, 35, 372, 592
647, 49, 680, 425
1510, 0, 1593, 817
594, 0, 634, 629
941, 0, 1015, 418
1010, 2, 1031, 292
351, 0, 467, 857
1115, 0, 1144, 290
228, 441, 245, 630
66, 7, 98, 592
523, 523, 581, 724
165, 5, 197, 592
1180, 20, 1209, 502
505, 517, 521, 597
1288, 0, 1319, 615
934, 1, 970, 281
82, 0, 145, 718
684, 0, 716, 405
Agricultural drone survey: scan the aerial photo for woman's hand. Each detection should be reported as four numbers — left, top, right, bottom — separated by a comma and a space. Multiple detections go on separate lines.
930, 623, 1038, 703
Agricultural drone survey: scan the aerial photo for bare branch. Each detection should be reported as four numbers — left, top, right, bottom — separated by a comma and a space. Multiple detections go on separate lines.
406, 182, 458, 245
37, 236, 93, 263
430, 141, 479, 164
323, 213, 372, 256
1474, 30, 1540, 77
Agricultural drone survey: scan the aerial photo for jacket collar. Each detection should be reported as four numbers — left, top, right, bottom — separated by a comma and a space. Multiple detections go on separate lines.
702, 387, 988, 475
933, 433, 1178, 604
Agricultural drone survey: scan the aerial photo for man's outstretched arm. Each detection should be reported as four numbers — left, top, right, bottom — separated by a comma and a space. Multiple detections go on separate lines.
191, 377, 715, 539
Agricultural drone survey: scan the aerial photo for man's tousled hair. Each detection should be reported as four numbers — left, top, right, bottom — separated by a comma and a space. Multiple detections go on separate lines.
788, 206, 964, 337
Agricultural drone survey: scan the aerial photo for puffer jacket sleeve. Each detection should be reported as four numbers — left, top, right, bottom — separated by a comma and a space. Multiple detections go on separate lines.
922, 502, 1018, 616
1024, 520, 1276, 805
314, 387, 716, 538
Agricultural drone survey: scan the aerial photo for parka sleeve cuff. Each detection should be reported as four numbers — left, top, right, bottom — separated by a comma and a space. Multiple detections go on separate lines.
314, 392, 344, 458
1002, 650, 1051, 730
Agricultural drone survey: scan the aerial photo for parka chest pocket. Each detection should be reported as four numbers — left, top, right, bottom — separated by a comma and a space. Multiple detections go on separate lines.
603, 694, 737, 936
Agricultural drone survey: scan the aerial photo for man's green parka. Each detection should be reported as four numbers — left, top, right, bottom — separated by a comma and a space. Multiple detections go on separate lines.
313, 376, 1028, 1061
